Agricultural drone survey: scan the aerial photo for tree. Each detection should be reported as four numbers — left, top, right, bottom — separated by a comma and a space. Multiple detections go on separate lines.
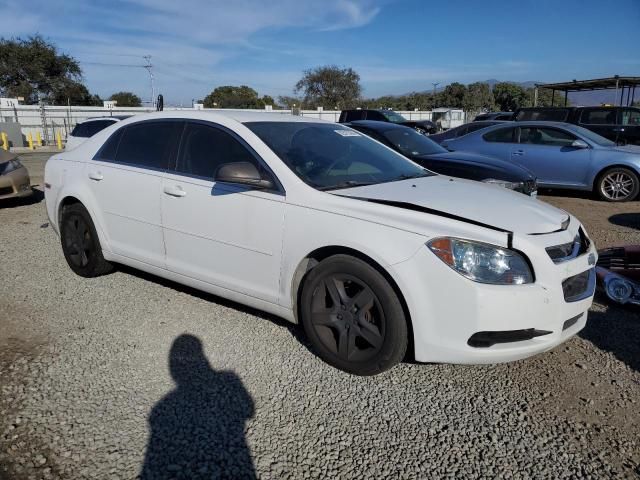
0, 35, 98, 105
109, 91, 142, 107
203, 85, 271, 109
526, 87, 571, 107
294, 65, 361, 109
438, 82, 467, 108
493, 82, 528, 111
463, 82, 495, 112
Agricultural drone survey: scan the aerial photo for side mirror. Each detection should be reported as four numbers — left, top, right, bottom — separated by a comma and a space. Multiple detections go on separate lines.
215, 162, 275, 190
571, 139, 589, 149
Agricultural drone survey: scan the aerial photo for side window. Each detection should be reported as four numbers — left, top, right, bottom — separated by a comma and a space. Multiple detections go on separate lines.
115, 121, 181, 170
366, 111, 385, 121
175, 123, 263, 180
84, 120, 115, 137
455, 126, 469, 137
70, 123, 89, 137
520, 127, 576, 147
94, 128, 124, 161
483, 127, 515, 143
621, 109, 640, 126
580, 108, 617, 125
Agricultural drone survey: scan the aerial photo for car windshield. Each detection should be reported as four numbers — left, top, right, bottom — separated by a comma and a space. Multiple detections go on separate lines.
380, 111, 407, 123
382, 128, 448, 156
570, 125, 616, 147
245, 122, 432, 190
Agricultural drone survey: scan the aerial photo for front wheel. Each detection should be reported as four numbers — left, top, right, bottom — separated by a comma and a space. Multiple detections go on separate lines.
300, 255, 408, 376
596, 167, 639, 202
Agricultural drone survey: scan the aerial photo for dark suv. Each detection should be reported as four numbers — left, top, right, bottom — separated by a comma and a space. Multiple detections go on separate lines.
514, 106, 640, 145
338, 109, 436, 134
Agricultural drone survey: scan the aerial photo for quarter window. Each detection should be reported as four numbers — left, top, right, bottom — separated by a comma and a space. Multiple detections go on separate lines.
94, 128, 123, 161
621, 109, 640, 126
580, 108, 617, 125
175, 123, 263, 179
483, 127, 515, 143
519, 127, 576, 147
115, 121, 182, 170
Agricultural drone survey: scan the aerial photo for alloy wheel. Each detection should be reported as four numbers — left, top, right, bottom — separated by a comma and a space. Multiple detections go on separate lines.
601, 172, 635, 200
63, 215, 93, 268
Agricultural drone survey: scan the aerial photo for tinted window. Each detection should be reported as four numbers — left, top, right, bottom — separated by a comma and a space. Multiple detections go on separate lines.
455, 125, 469, 137
344, 111, 365, 121
580, 108, 617, 125
380, 111, 407, 123
520, 127, 576, 146
621, 109, 640, 126
70, 123, 89, 137
94, 128, 124, 161
84, 120, 115, 137
245, 122, 431, 190
383, 128, 447, 156
176, 123, 262, 179
483, 127, 516, 143
516, 109, 570, 121
495, 114, 513, 120
115, 121, 181, 170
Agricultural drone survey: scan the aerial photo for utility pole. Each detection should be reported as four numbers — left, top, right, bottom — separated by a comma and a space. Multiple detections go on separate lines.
432, 82, 440, 108
143, 55, 155, 108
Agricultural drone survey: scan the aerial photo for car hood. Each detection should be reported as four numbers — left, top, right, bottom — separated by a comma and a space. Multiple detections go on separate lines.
417, 151, 536, 181
335, 175, 568, 234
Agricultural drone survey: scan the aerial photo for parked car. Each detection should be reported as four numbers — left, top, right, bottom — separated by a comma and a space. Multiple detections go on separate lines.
0, 149, 32, 200
514, 106, 640, 146
474, 112, 514, 121
338, 109, 436, 134
45, 111, 597, 375
429, 120, 508, 145
442, 121, 640, 202
345, 120, 537, 196
66, 116, 131, 150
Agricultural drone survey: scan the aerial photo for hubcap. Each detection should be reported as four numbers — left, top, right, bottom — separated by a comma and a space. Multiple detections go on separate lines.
310, 274, 385, 362
602, 172, 634, 200
64, 216, 92, 267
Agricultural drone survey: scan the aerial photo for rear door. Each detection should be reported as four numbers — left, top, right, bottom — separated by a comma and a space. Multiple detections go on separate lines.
510, 126, 591, 187
87, 120, 182, 267
578, 108, 618, 142
620, 108, 640, 145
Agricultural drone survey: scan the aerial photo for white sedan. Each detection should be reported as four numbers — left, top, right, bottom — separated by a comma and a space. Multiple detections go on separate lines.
44, 111, 597, 375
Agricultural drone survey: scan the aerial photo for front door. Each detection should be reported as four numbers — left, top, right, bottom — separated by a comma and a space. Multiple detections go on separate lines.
161, 121, 285, 304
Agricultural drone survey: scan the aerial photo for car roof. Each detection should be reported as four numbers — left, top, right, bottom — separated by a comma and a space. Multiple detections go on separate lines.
83, 117, 123, 123
108, 110, 329, 127
474, 120, 586, 133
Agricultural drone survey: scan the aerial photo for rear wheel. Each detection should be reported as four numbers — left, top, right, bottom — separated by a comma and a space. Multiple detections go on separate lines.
60, 203, 113, 277
596, 167, 639, 202
300, 255, 408, 376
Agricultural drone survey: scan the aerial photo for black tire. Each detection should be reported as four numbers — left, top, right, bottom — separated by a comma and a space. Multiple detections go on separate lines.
596, 167, 640, 202
60, 203, 113, 277
300, 255, 408, 376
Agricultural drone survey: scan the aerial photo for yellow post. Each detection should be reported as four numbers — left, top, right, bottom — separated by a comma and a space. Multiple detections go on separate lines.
56, 132, 63, 150
1, 132, 8, 151
27, 133, 34, 150
36, 132, 43, 147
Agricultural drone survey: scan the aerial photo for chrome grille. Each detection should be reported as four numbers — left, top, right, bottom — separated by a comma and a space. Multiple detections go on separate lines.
546, 228, 590, 263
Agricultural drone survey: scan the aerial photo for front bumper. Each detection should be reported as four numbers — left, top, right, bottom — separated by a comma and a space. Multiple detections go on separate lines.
0, 166, 32, 200
390, 221, 597, 364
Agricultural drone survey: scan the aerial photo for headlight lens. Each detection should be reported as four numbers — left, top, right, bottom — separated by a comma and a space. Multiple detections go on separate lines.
482, 178, 522, 190
603, 272, 640, 305
0, 159, 22, 176
428, 237, 533, 285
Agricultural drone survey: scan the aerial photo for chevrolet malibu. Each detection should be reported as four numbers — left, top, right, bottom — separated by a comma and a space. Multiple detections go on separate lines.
44, 112, 597, 375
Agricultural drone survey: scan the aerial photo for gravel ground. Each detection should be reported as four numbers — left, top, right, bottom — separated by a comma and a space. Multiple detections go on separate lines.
1, 153, 639, 479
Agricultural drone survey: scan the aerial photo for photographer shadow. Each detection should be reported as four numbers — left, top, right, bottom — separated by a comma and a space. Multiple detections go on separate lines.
140, 334, 256, 479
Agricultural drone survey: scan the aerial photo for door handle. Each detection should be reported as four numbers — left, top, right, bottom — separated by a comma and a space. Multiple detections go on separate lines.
512, 150, 524, 156
163, 185, 187, 197
88, 171, 103, 181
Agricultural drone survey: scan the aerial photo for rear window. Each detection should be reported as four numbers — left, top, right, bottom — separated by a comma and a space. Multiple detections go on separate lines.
111, 121, 182, 170
580, 108, 617, 125
483, 127, 516, 143
516, 110, 570, 121
341, 110, 366, 122
71, 120, 115, 138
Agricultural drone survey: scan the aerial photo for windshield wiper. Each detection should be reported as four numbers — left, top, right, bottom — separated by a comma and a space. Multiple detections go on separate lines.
318, 180, 376, 191
389, 171, 431, 182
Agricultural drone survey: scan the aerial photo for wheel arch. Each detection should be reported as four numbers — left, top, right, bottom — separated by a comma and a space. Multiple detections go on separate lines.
290, 245, 415, 359
591, 163, 640, 190
56, 192, 112, 254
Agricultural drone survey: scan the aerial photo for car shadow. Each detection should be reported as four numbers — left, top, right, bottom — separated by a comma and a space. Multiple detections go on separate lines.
579, 298, 640, 373
537, 188, 595, 200
608, 212, 640, 230
0, 188, 44, 209
139, 334, 257, 479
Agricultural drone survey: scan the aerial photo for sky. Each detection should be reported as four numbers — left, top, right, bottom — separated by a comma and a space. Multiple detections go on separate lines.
1, 0, 639, 105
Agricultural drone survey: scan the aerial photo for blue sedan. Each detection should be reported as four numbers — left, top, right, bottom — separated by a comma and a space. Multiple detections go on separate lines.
442, 121, 640, 201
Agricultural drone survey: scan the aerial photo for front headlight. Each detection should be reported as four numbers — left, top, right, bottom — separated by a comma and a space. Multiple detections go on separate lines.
603, 272, 640, 305
482, 178, 522, 190
0, 159, 22, 176
428, 237, 534, 285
